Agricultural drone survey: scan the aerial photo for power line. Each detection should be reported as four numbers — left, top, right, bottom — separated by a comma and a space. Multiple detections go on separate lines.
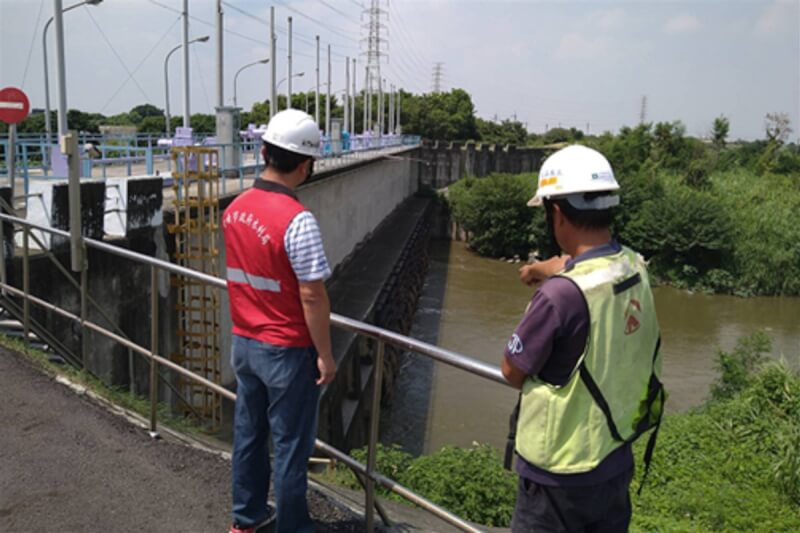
316, 0, 357, 22
84, 6, 151, 102
272, 0, 357, 42
20, 0, 46, 89
192, 45, 211, 113
100, 15, 181, 113
220, 1, 356, 56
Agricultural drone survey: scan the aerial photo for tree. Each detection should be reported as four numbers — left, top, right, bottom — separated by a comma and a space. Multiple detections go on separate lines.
130, 104, 164, 119
713, 115, 730, 148
765, 112, 792, 145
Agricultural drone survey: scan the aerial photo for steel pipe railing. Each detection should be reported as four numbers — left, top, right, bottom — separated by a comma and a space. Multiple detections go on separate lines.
0, 211, 499, 533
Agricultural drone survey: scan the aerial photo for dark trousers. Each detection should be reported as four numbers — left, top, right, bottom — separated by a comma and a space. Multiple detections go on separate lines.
511, 468, 633, 533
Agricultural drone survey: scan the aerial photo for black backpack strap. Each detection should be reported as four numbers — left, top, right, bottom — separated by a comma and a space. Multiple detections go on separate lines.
637, 385, 665, 495
579, 363, 625, 442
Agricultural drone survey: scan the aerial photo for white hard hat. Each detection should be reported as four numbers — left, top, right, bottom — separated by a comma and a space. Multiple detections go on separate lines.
262, 109, 321, 158
528, 145, 620, 209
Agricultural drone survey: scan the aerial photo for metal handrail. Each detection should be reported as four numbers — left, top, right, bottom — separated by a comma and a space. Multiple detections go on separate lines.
0, 211, 505, 533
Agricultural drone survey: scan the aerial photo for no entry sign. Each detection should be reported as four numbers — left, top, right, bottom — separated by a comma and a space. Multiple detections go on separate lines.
0, 87, 30, 125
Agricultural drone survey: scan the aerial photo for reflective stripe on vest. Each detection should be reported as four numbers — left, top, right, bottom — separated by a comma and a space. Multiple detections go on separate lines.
227, 267, 282, 293
515, 246, 662, 474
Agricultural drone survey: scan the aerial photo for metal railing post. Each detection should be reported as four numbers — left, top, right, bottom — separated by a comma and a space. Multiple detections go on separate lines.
365, 339, 386, 531
146, 147, 154, 175
80, 246, 88, 367
22, 226, 30, 352
149, 263, 160, 438
0, 212, 6, 298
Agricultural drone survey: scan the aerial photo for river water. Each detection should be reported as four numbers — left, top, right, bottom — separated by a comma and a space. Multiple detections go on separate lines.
380, 239, 800, 455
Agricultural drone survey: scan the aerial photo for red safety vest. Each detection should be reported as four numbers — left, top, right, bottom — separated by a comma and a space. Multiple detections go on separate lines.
222, 180, 312, 347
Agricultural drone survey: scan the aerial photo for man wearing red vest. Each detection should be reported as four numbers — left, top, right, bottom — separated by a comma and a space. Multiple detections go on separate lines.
223, 109, 336, 533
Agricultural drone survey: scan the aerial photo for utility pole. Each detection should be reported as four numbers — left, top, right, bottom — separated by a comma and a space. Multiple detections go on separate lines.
270, 6, 276, 120
52, 0, 81, 272
344, 56, 350, 132
326, 44, 331, 135
365, 67, 371, 132
287, 17, 292, 110
396, 87, 401, 133
388, 84, 393, 133
363, 65, 368, 134
432, 62, 444, 93
378, 77, 383, 135
315, 36, 320, 127
182, 0, 190, 127
216, 0, 223, 108
352, 58, 357, 133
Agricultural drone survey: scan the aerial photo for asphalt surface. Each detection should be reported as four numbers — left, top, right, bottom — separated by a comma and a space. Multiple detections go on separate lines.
0, 347, 364, 533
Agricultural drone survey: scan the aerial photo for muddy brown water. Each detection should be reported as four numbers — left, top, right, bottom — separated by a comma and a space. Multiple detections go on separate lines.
380, 240, 800, 455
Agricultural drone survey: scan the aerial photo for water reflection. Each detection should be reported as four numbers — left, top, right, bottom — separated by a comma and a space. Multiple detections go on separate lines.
381, 240, 800, 454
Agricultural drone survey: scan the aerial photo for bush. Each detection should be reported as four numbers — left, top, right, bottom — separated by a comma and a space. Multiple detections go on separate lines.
711, 331, 771, 401
448, 173, 540, 257
402, 444, 516, 527
322, 339, 800, 530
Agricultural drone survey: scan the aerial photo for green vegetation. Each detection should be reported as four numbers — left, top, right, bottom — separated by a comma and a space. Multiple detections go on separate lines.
448, 116, 800, 296
0, 334, 206, 435
322, 443, 516, 527
322, 333, 800, 530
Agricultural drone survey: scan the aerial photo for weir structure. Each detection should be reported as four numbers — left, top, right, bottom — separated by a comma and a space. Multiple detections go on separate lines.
0, 137, 551, 530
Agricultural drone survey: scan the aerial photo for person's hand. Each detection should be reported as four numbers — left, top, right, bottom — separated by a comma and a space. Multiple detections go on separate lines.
316, 354, 337, 385
519, 255, 571, 286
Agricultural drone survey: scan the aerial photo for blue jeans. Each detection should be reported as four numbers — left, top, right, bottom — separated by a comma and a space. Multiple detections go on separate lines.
231, 335, 320, 533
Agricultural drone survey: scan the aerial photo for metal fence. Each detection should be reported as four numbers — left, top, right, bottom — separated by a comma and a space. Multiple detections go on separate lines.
0, 133, 422, 184
0, 211, 504, 533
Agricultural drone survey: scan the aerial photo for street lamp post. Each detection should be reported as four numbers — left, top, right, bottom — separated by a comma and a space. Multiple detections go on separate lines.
276, 72, 304, 111
42, 0, 103, 163
163, 35, 209, 137
233, 59, 269, 108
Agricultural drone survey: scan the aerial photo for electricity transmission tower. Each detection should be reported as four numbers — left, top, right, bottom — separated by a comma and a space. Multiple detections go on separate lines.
639, 95, 648, 124
432, 62, 444, 93
362, 0, 389, 133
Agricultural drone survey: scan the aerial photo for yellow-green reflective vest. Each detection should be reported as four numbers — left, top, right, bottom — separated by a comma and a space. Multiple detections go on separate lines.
515, 246, 664, 474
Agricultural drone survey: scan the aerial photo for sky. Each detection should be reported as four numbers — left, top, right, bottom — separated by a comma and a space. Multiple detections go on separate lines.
0, 0, 798, 141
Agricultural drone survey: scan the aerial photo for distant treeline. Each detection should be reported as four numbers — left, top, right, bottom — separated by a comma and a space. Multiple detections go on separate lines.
448, 115, 800, 297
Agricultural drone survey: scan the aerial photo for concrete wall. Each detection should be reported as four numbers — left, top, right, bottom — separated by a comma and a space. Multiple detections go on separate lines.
207, 149, 420, 386
298, 156, 417, 270
417, 140, 548, 188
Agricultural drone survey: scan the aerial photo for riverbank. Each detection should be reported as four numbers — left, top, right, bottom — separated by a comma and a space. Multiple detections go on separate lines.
446, 166, 800, 297
340, 333, 800, 531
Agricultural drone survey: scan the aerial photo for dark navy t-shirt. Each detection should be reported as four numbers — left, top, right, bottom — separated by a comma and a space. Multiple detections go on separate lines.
504, 240, 634, 487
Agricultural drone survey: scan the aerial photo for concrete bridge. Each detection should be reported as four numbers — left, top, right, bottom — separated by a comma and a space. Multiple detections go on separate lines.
0, 140, 546, 452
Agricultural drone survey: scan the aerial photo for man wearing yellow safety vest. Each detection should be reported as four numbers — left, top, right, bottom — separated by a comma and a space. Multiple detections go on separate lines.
502, 145, 665, 532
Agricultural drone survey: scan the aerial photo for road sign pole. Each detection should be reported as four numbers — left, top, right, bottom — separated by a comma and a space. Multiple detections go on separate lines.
7, 124, 15, 194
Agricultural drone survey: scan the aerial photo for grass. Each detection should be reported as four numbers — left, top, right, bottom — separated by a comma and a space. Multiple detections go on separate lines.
0, 334, 207, 436
321, 333, 800, 530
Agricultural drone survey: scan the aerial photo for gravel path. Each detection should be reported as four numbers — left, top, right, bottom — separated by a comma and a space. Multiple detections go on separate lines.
0, 347, 365, 533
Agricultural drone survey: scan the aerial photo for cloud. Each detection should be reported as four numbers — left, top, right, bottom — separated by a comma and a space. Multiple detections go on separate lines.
663, 14, 702, 34
755, 0, 796, 35
597, 8, 627, 32
555, 33, 608, 61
